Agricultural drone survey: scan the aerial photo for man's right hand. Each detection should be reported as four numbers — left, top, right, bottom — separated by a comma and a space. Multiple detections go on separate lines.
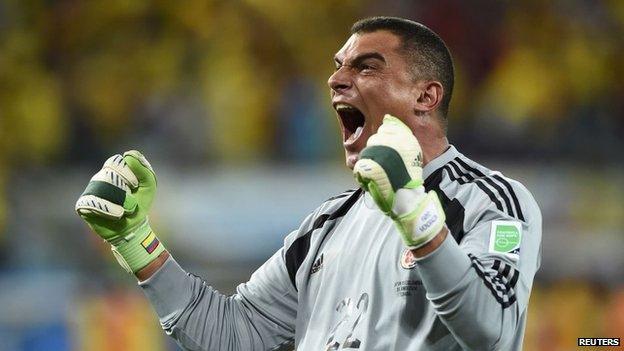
75, 150, 167, 274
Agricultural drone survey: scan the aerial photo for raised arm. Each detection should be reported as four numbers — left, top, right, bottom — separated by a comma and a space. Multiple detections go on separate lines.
139, 246, 298, 350
415, 191, 541, 350
75, 151, 300, 350
353, 117, 542, 350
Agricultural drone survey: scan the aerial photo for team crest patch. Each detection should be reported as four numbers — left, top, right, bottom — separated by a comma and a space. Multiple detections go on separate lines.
400, 248, 417, 269
489, 220, 522, 258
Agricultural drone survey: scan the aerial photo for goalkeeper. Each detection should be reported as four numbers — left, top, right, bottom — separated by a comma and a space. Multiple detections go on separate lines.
76, 17, 542, 350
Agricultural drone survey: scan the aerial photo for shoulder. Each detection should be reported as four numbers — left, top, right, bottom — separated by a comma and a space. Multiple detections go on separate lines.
283, 188, 362, 244
311, 188, 362, 219
323, 188, 360, 206
443, 152, 540, 225
488, 171, 541, 225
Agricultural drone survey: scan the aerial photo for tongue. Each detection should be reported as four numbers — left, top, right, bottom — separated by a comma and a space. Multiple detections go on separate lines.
347, 126, 364, 143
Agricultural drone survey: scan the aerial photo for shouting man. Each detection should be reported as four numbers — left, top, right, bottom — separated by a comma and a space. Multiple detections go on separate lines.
76, 17, 542, 350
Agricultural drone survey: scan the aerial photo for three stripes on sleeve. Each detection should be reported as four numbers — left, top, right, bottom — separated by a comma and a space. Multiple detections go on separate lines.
442, 157, 524, 221
468, 254, 520, 309
441, 157, 524, 309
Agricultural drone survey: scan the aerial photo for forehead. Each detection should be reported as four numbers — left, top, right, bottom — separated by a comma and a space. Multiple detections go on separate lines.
335, 30, 403, 60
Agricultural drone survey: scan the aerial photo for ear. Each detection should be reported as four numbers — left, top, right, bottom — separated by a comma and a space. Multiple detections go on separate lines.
413, 81, 443, 114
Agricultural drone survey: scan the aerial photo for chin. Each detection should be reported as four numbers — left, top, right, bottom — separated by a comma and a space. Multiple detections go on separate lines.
345, 153, 359, 169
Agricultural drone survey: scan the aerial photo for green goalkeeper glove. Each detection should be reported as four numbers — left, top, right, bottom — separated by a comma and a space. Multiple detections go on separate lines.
353, 115, 446, 249
75, 150, 165, 274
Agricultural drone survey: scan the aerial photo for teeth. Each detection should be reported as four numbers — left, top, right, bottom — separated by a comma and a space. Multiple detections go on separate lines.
347, 126, 364, 143
335, 103, 357, 111
354, 126, 363, 138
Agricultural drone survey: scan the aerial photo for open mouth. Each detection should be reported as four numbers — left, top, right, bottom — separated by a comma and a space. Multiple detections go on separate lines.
335, 103, 366, 144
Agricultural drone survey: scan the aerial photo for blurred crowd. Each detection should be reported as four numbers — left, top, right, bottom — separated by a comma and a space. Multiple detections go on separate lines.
1, 0, 622, 163
0, 0, 623, 233
0, 0, 623, 350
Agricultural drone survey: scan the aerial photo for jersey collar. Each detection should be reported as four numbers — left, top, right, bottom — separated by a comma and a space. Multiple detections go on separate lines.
423, 145, 460, 180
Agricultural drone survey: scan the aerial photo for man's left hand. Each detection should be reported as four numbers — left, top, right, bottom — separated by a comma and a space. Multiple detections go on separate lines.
353, 115, 446, 250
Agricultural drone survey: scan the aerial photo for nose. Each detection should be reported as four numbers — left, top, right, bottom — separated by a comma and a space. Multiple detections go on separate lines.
328, 67, 351, 93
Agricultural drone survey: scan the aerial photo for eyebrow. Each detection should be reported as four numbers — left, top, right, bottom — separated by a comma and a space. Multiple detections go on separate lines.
334, 52, 386, 67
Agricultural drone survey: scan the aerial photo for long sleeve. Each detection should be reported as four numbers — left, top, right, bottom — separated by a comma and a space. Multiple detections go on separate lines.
139, 247, 298, 351
415, 183, 542, 350
136, 194, 346, 351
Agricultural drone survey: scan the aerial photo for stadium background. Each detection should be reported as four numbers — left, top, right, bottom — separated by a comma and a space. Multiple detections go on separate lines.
0, 0, 623, 350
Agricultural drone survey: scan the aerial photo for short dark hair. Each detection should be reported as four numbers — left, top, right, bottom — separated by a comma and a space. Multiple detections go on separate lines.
351, 17, 455, 118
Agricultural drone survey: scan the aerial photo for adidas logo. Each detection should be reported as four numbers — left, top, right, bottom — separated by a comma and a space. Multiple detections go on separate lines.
311, 254, 324, 274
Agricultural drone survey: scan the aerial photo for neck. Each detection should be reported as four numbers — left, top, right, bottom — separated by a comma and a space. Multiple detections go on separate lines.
420, 136, 449, 165
408, 116, 449, 165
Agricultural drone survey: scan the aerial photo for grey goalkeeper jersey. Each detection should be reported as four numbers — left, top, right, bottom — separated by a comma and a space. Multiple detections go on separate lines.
140, 145, 542, 351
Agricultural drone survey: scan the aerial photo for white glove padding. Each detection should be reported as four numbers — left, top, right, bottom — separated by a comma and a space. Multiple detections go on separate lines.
354, 115, 446, 249
75, 154, 139, 220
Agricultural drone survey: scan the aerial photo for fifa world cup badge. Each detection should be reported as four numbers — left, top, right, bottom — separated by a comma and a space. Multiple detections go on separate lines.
489, 220, 522, 259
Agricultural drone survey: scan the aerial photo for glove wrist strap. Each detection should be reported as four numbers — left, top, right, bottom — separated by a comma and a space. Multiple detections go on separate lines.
394, 191, 446, 249
110, 220, 166, 274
